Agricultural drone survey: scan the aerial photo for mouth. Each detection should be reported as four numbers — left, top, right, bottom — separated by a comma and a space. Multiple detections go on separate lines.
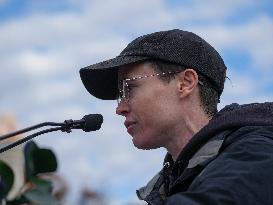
124, 120, 137, 134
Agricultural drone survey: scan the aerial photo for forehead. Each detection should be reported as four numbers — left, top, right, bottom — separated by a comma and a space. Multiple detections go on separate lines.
118, 62, 155, 79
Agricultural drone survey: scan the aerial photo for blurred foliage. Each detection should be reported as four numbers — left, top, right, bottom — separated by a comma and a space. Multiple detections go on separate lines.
0, 141, 59, 205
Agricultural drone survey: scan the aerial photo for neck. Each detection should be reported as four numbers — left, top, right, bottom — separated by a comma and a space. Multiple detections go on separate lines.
166, 106, 211, 161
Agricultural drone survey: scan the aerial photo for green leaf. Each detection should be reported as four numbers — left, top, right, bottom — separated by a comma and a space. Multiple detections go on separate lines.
33, 148, 57, 174
24, 141, 39, 180
0, 160, 14, 198
24, 141, 58, 180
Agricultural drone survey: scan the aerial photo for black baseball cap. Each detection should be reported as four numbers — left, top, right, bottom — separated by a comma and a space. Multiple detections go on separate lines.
79, 29, 227, 100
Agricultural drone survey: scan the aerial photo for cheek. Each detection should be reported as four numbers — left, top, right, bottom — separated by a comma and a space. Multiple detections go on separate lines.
130, 96, 178, 149
132, 97, 159, 121
131, 83, 178, 127
134, 97, 171, 134
132, 88, 174, 122
140, 96, 178, 133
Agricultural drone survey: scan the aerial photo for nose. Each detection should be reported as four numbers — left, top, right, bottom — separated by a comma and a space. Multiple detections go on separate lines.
116, 100, 130, 116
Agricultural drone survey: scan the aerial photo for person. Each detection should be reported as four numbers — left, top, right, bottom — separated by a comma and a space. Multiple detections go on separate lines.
79, 29, 273, 205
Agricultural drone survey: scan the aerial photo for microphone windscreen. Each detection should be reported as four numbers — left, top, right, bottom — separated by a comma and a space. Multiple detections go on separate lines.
82, 114, 103, 132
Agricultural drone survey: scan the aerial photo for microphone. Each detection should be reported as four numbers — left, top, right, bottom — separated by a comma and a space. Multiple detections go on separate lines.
81, 114, 103, 132
0, 114, 103, 153
64, 114, 103, 132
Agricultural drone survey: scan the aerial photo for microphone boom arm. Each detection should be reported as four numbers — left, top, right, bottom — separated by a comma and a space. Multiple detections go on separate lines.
0, 127, 62, 153
0, 122, 65, 141
0, 114, 103, 153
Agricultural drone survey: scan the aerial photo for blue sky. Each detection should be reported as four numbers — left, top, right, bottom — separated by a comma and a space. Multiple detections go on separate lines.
0, 0, 273, 204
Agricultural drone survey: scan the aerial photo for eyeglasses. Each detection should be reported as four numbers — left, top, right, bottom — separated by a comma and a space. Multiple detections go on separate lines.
117, 71, 178, 104
117, 71, 203, 104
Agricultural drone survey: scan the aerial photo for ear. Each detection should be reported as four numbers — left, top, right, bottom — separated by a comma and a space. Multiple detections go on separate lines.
176, 69, 199, 98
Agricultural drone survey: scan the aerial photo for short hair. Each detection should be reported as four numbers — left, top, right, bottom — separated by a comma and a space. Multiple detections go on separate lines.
147, 60, 219, 117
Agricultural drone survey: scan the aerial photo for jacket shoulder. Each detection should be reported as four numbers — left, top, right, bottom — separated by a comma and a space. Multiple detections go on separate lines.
166, 126, 273, 205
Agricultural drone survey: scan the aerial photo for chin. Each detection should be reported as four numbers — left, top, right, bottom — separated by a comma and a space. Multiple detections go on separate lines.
132, 136, 160, 150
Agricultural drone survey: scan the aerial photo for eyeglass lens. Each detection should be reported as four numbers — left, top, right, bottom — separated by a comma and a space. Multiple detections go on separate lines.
117, 80, 130, 104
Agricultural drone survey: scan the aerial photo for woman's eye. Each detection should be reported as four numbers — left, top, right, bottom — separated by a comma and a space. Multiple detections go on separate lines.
127, 84, 132, 90
127, 83, 137, 94
127, 83, 135, 89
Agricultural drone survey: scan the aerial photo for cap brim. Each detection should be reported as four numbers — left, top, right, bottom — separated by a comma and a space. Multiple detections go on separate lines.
79, 55, 150, 100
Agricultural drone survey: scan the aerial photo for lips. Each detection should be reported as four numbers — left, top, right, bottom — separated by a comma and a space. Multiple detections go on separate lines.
124, 120, 137, 134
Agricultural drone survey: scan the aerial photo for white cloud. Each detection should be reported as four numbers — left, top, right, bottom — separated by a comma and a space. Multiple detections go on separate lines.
189, 15, 273, 70
16, 51, 60, 76
1, 0, 273, 204
221, 70, 258, 104
220, 65, 273, 108
173, 0, 257, 21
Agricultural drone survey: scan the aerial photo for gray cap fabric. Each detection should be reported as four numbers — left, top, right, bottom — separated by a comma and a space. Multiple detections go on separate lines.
80, 29, 227, 100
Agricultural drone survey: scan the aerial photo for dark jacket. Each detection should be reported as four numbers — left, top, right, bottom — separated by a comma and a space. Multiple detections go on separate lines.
137, 102, 273, 205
